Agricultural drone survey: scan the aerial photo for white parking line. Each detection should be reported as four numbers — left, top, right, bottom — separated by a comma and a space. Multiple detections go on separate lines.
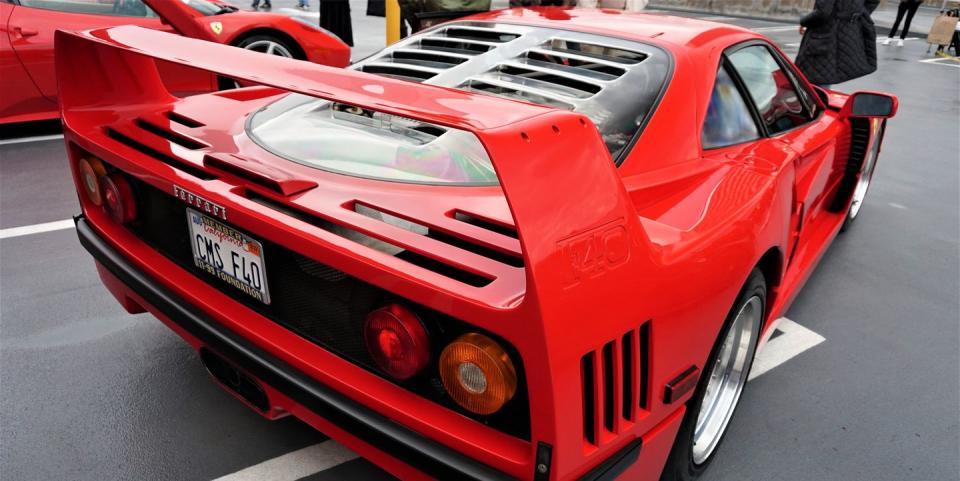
750, 317, 825, 381
0, 134, 64, 146
212, 441, 358, 481
919, 57, 960, 68
0, 219, 74, 240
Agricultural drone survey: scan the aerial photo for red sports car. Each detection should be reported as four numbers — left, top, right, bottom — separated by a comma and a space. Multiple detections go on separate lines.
60, 9, 896, 481
0, 0, 350, 124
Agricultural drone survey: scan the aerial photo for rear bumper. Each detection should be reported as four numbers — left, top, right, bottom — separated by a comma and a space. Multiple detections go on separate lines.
75, 215, 516, 481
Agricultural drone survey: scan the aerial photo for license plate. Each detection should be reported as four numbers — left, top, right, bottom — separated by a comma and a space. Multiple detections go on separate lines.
187, 209, 271, 304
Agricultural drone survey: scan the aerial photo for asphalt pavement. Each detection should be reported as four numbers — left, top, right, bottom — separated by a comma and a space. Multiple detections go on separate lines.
1, 4, 958, 481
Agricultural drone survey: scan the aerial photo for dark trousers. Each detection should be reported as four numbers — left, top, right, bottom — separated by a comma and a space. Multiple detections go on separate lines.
889, 1, 921, 39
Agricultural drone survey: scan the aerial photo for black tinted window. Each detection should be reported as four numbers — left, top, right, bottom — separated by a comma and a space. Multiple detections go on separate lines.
702, 66, 760, 149
728, 45, 811, 135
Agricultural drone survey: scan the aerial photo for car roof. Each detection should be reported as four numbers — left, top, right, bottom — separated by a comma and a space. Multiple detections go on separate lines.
464, 8, 760, 50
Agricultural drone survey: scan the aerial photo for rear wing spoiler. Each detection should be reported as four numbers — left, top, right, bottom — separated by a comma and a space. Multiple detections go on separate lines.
56, 25, 654, 324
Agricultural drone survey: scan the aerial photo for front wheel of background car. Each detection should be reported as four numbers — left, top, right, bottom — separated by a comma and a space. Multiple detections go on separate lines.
219, 35, 300, 90
660, 269, 766, 481
841, 121, 883, 232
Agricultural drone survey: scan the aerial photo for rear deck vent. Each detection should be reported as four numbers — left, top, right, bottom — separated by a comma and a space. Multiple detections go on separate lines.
135, 118, 208, 150
360, 64, 437, 82
495, 65, 602, 97
452, 211, 519, 239
420, 37, 493, 55
581, 321, 651, 446
245, 192, 493, 287
353, 203, 523, 267
166, 111, 205, 128
103, 127, 216, 180
523, 51, 628, 79
460, 80, 575, 110
392, 49, 468, 67
440, 26, 520, 43
543, 39, 647, 65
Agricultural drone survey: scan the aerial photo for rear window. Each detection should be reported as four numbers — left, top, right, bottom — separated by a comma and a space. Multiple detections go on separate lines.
248, 95, 498, 185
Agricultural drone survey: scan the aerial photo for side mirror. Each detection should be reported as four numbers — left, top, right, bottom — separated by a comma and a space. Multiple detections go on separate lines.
841, 91, 898, 119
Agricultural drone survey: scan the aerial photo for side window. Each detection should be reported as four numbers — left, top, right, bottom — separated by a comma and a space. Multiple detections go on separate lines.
702, 65, 761, 150
727, 45, 812, 135
18, 0, 156, 17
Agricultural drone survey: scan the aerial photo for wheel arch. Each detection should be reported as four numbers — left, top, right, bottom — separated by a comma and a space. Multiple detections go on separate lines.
228, 28, 307, 60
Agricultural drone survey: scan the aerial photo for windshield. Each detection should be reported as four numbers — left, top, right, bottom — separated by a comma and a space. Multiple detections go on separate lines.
182, 0, 231, 15
248, 95, 498, 185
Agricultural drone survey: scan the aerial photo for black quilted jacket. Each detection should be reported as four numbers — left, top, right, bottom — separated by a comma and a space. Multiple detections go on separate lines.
796, 0, 880, 85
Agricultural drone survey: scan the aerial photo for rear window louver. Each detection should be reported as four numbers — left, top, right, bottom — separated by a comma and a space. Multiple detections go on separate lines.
542, 38, 647, 65
355, 24, 520, 82
582, 322, 650, 446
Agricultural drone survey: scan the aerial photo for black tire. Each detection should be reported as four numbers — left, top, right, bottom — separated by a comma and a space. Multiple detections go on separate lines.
660, 269, 766, 481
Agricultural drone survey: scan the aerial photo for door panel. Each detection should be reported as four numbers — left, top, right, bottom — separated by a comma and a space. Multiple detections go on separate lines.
7, 3, 213, 105
1, 2, 56, 120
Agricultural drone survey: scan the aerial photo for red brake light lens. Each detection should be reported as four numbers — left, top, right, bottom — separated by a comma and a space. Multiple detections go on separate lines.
363, 304, 430, 380
99, 173, 137, 224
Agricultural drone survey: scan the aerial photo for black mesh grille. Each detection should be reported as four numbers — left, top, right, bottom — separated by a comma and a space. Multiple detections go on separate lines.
122, 177, 531, 439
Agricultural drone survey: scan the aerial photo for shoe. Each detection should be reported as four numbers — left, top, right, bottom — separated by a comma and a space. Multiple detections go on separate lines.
882, 37, 892, 46
897, 39, 904, 47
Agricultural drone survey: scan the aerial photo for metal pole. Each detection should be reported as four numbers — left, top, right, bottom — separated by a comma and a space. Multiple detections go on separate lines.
386, 0, 401, 45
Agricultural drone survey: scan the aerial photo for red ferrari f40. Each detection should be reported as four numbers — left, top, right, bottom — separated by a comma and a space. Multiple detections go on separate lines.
61, 9, 896, 481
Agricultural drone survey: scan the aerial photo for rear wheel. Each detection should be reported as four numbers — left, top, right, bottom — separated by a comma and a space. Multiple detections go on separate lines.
841, 120, 883, 232
660, 269, 765, 481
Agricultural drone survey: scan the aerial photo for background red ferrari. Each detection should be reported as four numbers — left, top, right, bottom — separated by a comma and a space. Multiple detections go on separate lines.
0, 0, 350, 124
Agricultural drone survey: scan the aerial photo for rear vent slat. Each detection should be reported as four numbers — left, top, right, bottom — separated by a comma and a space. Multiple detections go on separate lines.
393, 49, 469, 66
166, 111, 205, 128
582, 321, 651, 446
543, 39, 647, 65
135, 118, 208, 150
486, 68, 598, 99
103, 127, 216, 180
420, 37, 493, 54
462, 78, 576, 110
440, 26, 520, 43
245, 192, 494, 287
452, 211, 519, 239
353, 203, 523, 268
360, 64, 437, 82
581, 353, 598, 446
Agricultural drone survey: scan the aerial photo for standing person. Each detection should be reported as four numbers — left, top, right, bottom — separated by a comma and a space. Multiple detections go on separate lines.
320, 0, 354, 47
883, 0, 923, 46
250, 0, 272, 9
796, 0, 880, 88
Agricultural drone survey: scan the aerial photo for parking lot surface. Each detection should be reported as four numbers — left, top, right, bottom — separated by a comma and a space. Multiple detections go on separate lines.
1, 4, 958, 481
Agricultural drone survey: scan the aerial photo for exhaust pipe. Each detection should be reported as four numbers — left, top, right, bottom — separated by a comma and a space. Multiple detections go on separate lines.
199, 348, 270, 412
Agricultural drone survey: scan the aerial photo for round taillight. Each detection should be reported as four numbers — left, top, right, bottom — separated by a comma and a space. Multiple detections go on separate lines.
100, 173, 137, 224
363, 304, 430, 380
439, 333, 517, 415
78, 157, 107, 206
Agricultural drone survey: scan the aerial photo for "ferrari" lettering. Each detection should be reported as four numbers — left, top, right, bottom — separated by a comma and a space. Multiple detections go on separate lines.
558, 220, 629, 288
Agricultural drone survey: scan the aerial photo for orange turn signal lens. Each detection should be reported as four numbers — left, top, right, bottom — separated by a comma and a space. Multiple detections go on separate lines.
78, 157, 107, 206
439, 333, 517, 415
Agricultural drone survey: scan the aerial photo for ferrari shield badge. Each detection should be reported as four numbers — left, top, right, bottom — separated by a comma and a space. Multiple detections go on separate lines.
210, 22, 223, 35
